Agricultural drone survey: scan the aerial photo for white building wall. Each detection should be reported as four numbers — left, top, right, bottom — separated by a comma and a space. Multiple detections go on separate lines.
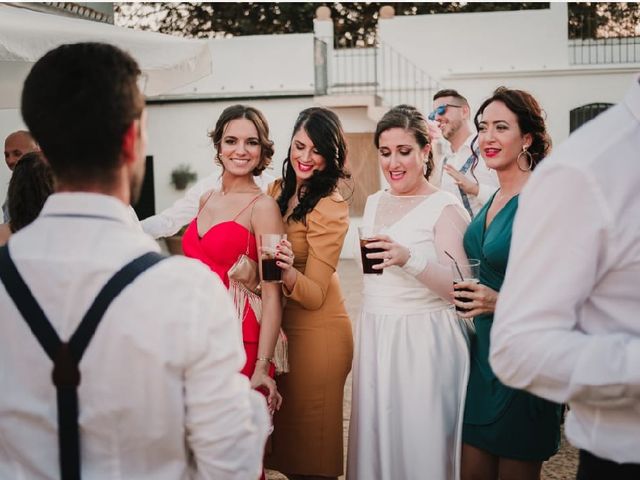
443, 67, 635, 143
163, 34, 316, 98
374, 3, 638, 144
377, 3, 569, 76
146, 97, 314, 212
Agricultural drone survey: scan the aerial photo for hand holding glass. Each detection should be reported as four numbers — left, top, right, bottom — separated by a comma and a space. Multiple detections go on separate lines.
452, 259, 480, 312
358, 226, 385, 275
259, 233, 287, 283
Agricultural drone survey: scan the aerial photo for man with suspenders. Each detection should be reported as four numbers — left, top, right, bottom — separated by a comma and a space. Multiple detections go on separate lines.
0, 43, 269, 479
428, 89, 498, 218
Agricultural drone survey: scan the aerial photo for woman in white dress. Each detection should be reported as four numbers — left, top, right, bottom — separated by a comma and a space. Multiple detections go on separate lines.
347, 105, 471, 480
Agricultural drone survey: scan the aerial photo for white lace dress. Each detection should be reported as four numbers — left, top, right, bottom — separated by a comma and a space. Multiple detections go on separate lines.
347, 190, 471, 480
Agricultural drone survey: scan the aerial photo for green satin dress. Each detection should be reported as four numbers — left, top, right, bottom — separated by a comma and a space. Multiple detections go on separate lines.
462, 192, 562, 461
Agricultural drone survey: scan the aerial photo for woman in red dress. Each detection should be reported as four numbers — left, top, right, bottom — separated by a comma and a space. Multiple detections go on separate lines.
182, 105, 285, 416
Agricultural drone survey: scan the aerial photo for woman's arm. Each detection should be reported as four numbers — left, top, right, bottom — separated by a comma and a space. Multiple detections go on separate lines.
365, 203, 470, 301
251, 196, 285, 412
277, 195, 349, 311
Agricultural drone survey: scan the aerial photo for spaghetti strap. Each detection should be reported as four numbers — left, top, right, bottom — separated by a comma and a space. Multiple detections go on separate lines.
233, 194, 263, 221
197, 189, 216, 215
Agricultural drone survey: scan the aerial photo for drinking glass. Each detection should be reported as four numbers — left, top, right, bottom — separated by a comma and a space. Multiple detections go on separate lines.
259, 233, 287, 283
358, 225, 384, 275
452, 259, 480, 312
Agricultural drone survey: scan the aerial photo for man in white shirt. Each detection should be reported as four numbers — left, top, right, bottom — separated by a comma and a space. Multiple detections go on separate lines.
490, 76, 640, 479
3, 130, 39, 222
428, 89, 498, 217
0, 42, 269, 479
141, 169, 275, 239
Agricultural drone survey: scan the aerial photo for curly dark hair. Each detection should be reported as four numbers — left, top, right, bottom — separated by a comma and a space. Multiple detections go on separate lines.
277, 107, 350, 223
21, 42, 144, 186
208, 104, 274, 176
7, 151, 55, 232
472, 87, 551, 171
374, 104, 434, 179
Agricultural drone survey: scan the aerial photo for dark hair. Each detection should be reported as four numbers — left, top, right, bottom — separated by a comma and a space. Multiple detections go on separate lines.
208, 104, 274, 176
472, 87, 551, 170
433, 89, 469, 106
7, 152, 55, 232
21, 42, 144, 186
277, 107, 349, 223
374, 104, 434, 179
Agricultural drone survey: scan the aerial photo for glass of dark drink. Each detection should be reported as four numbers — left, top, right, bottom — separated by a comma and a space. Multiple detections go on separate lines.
259, 233, 287, 283
452, 259, 480, 313
358, 225, 384, 275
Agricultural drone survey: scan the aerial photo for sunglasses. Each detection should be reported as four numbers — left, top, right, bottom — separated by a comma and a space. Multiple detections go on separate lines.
428, 104, 463, 121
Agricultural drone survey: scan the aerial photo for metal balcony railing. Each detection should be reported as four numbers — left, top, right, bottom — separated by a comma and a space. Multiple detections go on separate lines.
314, 36, 441, 114
569, 11, 640, 64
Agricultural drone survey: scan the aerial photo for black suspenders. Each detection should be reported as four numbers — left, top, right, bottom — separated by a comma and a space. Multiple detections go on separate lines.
0, 245, 165, 480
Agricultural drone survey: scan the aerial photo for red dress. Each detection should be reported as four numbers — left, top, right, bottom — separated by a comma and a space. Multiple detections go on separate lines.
182, 197, 272, 379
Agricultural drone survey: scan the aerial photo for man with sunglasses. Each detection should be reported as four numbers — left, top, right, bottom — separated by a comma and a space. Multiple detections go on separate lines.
428, 89, 497, 217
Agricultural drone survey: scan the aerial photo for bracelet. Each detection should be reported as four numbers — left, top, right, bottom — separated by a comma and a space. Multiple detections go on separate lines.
256, 357, 273, 364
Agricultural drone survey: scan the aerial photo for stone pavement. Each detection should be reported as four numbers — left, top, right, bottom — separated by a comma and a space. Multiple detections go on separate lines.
268, 259, 578, 479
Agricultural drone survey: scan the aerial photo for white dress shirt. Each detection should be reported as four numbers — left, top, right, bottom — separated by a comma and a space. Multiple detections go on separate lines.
142, 171, 276, 239
0, 192, 270, 479
431, 134, 498, 217
490, 77, 640, 463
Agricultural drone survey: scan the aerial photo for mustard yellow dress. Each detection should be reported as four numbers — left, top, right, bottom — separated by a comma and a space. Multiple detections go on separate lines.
265, 181, 353, 476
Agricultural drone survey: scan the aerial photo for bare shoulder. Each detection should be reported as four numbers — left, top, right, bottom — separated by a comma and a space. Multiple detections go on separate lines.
198, 189, 215, 210
254, 194, 280, 216
252, 194, 285, 233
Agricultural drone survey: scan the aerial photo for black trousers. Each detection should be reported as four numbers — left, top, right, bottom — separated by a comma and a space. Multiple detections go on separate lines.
576, 449, 640, 480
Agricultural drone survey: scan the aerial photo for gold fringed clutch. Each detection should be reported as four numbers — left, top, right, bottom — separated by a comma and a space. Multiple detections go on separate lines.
228, 253, 261, 295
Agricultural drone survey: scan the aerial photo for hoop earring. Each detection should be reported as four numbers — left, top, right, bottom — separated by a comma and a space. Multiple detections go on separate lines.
516, 147, 533, 172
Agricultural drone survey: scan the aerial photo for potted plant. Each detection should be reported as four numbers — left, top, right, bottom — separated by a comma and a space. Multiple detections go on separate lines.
170, 164, 197, 190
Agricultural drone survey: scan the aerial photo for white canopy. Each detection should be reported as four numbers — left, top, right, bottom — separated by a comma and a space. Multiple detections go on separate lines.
0, 4, 212, 108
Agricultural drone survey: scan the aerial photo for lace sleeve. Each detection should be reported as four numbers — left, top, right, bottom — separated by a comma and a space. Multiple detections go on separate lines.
404, 203, 470, 301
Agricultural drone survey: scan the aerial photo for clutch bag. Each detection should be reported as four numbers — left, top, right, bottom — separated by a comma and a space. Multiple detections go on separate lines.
228, 253, 261, 296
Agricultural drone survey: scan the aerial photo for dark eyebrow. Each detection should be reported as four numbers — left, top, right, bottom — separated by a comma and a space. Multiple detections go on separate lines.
479, 120, 509, 125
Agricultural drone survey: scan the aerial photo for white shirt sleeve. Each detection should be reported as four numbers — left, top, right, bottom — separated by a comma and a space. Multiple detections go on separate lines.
429, 138, 451, 188
403, 203, 470, 301
490, 165, 640, 407
185, 270, 270, 480
141, 174, 219, 239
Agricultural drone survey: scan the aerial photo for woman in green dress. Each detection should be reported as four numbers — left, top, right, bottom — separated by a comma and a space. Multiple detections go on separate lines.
452, 87, 563, 480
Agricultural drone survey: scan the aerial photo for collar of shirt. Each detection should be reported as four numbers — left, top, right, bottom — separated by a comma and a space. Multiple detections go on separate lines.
40, 192, 135, 226
446, 133, 476, 168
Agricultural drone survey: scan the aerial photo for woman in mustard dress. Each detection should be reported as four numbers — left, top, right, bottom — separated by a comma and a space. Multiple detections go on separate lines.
264, 107, 353, 480
453, 88, 562, 480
